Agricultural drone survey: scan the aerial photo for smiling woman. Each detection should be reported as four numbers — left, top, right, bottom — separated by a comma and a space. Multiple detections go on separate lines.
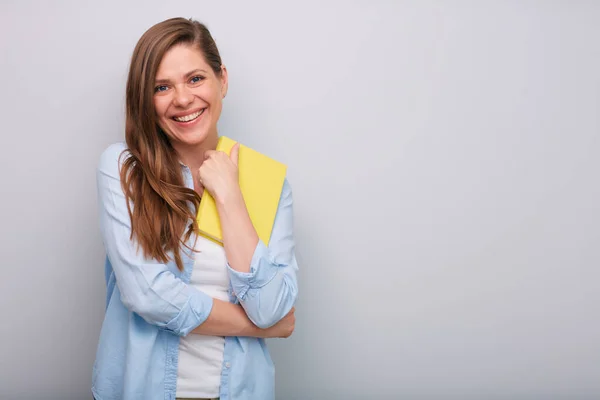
153, 44, 227, 177
91, 18, 299, 400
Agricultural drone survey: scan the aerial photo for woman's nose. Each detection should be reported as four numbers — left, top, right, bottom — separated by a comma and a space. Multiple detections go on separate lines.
173, 85, 194, 107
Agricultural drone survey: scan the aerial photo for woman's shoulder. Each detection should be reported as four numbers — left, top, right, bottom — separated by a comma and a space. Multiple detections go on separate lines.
97, 141, 129, 177
282, 176, 292, 195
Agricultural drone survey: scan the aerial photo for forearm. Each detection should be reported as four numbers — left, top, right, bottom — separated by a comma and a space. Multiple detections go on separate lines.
191, 298, 263, 337
215, 189, 258, 274
224, 180, 299, 328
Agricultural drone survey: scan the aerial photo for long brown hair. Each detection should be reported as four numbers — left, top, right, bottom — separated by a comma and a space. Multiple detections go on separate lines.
120, 18, 223, 271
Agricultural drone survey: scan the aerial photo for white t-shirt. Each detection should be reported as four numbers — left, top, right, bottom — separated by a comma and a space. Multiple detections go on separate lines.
176, 236, 229, 398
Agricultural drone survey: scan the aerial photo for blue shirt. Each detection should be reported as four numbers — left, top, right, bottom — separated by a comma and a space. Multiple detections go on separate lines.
92, 142, 299, 400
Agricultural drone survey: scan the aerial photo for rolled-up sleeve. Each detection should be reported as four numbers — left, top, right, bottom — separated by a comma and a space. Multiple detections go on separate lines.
227, 179, 299, 328
97, 143, 213, 337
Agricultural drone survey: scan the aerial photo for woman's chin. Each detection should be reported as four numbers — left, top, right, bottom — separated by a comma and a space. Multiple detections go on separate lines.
169, 128, 216, 148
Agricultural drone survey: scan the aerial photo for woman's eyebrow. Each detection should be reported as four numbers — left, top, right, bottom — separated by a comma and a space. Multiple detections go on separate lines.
155, 69, 208, 84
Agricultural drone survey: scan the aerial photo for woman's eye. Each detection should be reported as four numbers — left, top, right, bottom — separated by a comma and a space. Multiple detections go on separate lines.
154, 85, 168, 93
190, 76, 204, 84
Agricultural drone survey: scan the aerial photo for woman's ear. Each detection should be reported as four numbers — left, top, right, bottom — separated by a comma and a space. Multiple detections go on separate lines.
220, 65, 229, 98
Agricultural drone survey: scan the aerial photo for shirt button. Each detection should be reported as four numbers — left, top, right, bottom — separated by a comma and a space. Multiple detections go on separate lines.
225, 362, 231, 368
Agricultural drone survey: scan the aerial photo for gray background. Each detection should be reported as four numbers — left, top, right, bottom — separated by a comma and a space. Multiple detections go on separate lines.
1, 1, 599, 399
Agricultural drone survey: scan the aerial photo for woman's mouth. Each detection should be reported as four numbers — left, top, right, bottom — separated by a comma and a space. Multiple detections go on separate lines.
172, 108, 205, 123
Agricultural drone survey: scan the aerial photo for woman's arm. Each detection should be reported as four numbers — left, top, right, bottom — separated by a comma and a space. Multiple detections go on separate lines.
191, 300, 295, 338
196, 145, 299, 329
97, 143, 287, 337
217, 179, 299, 329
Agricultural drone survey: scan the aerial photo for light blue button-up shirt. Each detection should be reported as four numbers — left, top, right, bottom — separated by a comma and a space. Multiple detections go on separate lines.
91, 142, 299, 400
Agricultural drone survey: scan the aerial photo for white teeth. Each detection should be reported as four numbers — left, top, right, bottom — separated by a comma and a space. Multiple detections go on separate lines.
173, 109, 204, 122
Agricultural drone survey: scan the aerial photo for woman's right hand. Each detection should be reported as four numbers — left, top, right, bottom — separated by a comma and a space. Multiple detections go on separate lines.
260, 307, 295, 338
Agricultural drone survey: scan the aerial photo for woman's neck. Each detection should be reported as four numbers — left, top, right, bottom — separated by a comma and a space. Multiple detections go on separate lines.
174, 133, 219, 173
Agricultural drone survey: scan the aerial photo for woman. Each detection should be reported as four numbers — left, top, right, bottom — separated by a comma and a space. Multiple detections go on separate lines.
92, 17, 299, 400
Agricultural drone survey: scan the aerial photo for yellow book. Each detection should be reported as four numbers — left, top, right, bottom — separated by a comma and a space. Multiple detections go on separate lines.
196, 136, 287, 246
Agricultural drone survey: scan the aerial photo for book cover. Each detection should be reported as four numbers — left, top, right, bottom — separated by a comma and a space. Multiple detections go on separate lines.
196, 136, 287, 246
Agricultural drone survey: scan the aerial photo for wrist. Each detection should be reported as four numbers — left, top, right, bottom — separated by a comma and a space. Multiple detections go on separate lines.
215, 186, 244, 209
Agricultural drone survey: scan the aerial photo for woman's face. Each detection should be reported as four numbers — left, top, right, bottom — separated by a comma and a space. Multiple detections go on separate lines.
153, 43, 227, 149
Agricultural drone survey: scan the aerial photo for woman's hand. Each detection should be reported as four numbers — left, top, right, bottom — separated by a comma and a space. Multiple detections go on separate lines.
198, 142, 241, 204
259, 307, 296, 338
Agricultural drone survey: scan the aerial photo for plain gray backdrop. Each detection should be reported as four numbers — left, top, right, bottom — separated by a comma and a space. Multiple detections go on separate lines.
1, 1, 599, 399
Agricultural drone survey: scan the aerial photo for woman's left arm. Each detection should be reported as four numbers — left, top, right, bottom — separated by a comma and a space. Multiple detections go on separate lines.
217, 179, 299, 329
199, 145, 299, 329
